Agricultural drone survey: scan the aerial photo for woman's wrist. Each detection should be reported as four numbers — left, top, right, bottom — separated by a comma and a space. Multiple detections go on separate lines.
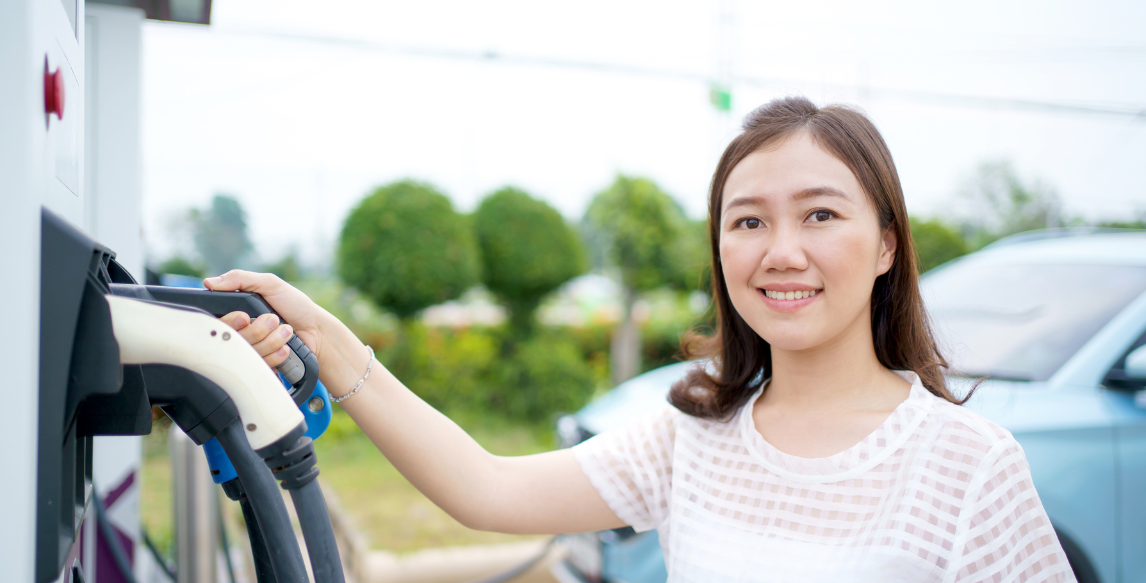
315, 310, 372, 398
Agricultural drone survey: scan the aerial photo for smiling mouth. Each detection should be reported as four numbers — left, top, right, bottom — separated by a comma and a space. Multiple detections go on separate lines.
761, 289, 821, 301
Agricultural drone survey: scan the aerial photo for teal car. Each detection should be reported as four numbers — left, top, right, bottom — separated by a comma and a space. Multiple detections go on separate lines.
554, 230, 1146, 583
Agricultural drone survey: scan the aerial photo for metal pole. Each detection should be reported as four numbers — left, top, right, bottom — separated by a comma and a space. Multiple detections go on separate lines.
170, 425, 219, 583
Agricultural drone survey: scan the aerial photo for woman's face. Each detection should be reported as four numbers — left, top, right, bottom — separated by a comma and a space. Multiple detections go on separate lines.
719, 131, 896, 353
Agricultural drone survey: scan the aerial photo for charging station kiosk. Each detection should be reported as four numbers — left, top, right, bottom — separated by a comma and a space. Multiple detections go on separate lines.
2, 0, 126, 579
0, 2, 346, 583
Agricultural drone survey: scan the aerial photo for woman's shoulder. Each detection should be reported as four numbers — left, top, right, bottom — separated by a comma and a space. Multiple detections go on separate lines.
918, 388, 1024, 467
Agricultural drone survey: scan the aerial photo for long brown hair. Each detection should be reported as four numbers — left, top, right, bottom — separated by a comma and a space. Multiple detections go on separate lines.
669, 96, 964, 420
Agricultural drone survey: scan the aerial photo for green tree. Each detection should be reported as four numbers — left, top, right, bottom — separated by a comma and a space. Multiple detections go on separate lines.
909, 217, 968, 273
191, 194, 254, 276
958, 160, 1062, 248
157, 255, 206, 278
474, 187, 586, 335
338, 180, 479, 320
1097, 214, 1146, 230
673, 218, 712, 293
265, 249, 303, 283
584, 175, 692, 383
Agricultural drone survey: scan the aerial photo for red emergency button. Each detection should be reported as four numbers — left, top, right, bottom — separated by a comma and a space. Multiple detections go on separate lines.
44, 66, 65, 120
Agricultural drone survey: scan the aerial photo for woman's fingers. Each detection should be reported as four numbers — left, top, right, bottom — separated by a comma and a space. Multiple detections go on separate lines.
220, 311, 251, 332
253, 324, 293, 367
218, 310, 291, 367
226, 312, 275, 346
203, 269, 321, 335
203, 269, 284, 295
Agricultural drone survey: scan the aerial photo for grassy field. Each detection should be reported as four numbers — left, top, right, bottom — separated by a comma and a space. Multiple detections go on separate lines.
140, 422, 176, 556
140, 409, 555, 555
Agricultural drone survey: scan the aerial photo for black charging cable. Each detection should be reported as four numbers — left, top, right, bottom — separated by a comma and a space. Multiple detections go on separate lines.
259, 431, 346, 583
221, 477, 278, 583
216, 419, 311, 583
463, 536, 559, 583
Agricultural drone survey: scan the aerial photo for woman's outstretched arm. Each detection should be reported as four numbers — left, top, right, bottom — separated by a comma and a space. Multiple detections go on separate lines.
205, 269, 625, 535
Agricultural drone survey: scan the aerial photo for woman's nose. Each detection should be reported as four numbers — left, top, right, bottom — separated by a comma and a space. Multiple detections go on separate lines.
760, 224, 809, 272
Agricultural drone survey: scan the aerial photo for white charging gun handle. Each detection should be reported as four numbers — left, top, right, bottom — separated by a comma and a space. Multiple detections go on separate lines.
106, 295, 304, 451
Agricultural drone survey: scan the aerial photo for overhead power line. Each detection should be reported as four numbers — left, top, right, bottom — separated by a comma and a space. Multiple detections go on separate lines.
206, 25, 1146, 121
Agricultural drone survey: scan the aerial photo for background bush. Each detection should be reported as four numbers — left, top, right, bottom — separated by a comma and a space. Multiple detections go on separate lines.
370, 323, 596, 423
910, 217, 969, 272
157, 255, 205, 278
495, 332, 596, 420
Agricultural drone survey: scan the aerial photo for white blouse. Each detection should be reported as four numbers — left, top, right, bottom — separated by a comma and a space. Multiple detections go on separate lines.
572, 371, 1075, 582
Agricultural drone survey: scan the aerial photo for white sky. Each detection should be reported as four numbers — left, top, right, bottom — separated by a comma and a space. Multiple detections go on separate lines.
141, 0, 1146, 267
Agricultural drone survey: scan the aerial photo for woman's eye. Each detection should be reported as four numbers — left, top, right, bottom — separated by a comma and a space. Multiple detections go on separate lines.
741, 218, 761, 229
809, 210, 834, 222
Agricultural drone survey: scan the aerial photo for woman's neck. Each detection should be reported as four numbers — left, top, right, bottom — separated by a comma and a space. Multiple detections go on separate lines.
763, 312, 910, 414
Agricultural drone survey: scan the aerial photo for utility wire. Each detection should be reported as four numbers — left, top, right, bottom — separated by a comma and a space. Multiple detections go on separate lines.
204, 25, 1146, 121
141, 529, 178, 582
93, 490, 142, 583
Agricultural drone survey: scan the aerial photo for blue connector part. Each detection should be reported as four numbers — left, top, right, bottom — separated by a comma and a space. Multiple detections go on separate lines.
204, 436, 238, 484
203, 376, 333, 484
301, 379, 332, 441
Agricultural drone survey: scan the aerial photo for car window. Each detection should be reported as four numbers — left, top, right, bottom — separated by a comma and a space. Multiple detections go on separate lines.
921, 262, 1146, 381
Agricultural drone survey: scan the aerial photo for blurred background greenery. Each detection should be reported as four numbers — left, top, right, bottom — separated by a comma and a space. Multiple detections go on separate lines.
141, 158, 1144, 556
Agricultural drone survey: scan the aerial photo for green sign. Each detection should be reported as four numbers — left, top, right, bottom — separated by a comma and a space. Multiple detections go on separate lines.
709, 85, 732, 112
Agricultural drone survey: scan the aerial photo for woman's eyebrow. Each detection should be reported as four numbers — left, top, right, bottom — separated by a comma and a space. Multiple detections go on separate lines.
723, 186, 851, 212
791, 186, 851, 201
723, 195, 765, 212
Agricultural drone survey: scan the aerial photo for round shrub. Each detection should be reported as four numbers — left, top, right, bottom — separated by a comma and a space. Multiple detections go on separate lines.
338, 180, 480, 319
474, 187, 586, 332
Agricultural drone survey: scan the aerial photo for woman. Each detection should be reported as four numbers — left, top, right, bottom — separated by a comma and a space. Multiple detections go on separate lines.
207, 97, 1074, 582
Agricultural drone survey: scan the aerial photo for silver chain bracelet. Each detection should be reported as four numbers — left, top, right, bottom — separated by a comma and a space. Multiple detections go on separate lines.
331, 345, 375, 404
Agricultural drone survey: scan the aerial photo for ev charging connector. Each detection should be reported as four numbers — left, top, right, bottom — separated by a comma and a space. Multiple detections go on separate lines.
36, 208, 345, 583
106, 294, 347, 583
106, 285, 344, 583
106, 295, 303, 450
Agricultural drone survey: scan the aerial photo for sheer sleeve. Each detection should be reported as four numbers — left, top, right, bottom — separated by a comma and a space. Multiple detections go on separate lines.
951, 438, 1075, 583
571, 406, 678, 532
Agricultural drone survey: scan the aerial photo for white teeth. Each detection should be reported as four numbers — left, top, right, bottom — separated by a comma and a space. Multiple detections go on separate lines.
764, 289, 820, 300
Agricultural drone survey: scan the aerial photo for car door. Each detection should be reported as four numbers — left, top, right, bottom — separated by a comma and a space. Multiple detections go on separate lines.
1106, 324, 1146, 583
971, 378, 1118, 583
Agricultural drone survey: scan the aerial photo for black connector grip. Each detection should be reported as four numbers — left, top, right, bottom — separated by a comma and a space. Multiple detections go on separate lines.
110, 285, 320, 406
264, 437, 320, 490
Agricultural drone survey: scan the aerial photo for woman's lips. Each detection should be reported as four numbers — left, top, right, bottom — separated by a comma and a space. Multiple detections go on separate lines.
757, 287, 822, 312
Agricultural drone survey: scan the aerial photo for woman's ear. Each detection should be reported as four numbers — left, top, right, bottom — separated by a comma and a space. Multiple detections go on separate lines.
877, 226, 897, 276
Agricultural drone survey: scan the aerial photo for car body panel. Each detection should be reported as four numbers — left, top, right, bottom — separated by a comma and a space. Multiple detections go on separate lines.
602, 530, 669, 583
577, 361, 697, 437
1114, 391, 1146, 583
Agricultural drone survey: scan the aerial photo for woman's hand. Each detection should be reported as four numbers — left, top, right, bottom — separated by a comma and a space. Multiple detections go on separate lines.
203, 270, 327, 369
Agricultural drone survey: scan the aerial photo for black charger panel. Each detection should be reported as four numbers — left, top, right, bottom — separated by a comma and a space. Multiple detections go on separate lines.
36, 209, 152, 583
